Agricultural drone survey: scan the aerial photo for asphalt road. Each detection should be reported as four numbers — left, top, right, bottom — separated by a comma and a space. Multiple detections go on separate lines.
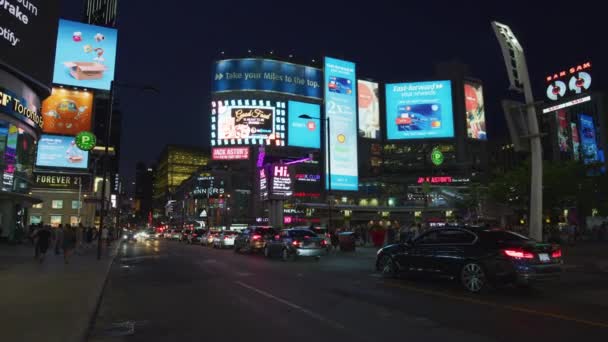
88, 239, 608, 342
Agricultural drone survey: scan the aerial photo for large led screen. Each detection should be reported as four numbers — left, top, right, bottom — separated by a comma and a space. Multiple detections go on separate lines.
288, 101, 320, 148
357, 80, 380, 139
324, 57, 358, 191
0, 0, 60, 87
41, 87, 93, 135
556, 110, 570, 152
211, 98, 286, 146
36, 134, 89, 169
579, 114, 598, 165
386, 81, 454, 140
52, 19, 118, 90
464, 81, 487, 140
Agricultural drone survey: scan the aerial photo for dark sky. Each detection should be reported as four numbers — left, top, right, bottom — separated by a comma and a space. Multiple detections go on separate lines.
60, 0, 607, 187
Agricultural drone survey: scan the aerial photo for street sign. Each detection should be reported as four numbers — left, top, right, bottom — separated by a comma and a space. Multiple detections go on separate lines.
75, 131, 97, 151
200, 210, 207, 218
431, 148, 444, 166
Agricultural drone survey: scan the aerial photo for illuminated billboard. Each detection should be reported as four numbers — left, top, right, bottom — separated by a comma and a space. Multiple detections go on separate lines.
385, 81, 454, 140
571, 123, 580, 161
324, 57, 358, 191
212, 147, 250, 160
357, 80, 380, 139
52, 19, 118, 90
464, 81, 487, 140
579, 114, 598, 165
211, 98, 286, 146
556, 110, 570, 152
213, 59, 322, 99
270, 164, 294, 199
41, 87, 93, 135
36, 134, 89, 169
287, 101, 320, 148
0, 1, 61, 87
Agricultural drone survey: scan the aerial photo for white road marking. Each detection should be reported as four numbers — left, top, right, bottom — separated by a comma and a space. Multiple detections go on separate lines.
120, 254, 168, 262
235, 281, 345, 330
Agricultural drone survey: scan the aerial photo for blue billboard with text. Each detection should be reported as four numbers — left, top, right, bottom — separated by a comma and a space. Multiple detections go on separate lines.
579, 114, 598, 165
288, 101, 321, 148
324, 57, 358, 191
213, 59, 322, 99
36, 134, 89, 169
386, 81, 454, 140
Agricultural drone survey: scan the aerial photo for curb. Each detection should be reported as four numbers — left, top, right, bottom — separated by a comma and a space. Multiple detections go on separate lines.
81, 243, 121, 342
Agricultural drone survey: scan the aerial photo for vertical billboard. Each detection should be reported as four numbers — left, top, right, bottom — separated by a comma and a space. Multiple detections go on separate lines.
36, 134, 89, 169
52, 19, 118, 90
357, 80, 380, 139
578, 114, 598, 164
41, 88, 93, 135
324, 57, 358, 191
287, 101, 321, 148
556, 110, 570, 152
571, 123, 580, 161
385, 81, 454, 140
464, 81, 487, 140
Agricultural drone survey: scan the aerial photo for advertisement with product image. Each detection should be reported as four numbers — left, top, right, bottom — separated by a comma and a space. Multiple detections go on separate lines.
578, 114, 598, 164
358, 80, 380, 139
36, 134, 89, 169
571, 122, 580, 161
52, 19, 117, 90
324, 57, 358, 191
464, 81, 487, 140
386, 80, 454, 140
287, 101, 320, 148
41, 87, 93, 135
556, 110, 570, 152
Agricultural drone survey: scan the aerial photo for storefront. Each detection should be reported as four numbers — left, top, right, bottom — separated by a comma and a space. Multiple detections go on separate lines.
0, 69, 44, 241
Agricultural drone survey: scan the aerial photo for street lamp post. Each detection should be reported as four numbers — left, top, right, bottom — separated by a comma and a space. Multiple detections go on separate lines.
298, 114, 332, 232
97, 81, 159, 260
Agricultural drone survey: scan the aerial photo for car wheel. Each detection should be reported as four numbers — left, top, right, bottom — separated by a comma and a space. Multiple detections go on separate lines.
461, 262, 487, 293
264, 246, 271, 258
378, 255, 398, 278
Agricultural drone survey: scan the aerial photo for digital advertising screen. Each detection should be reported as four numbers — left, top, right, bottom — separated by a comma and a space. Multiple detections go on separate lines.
211, 98, 286, 146
578, 114, 598, 165
357, 80, 380, 139
287, 101, 320, 148
324, 57, 358, 191
571, 123, 580, 161
270, 164, 294, 199
385, 81, 454, 140
41, 87, 93, 135
0, 0, 61, 87
212, 147, 250, 161
464, 81, 487, 140
36, 134, 89, 169
556, 110, 570, 152
213, 59, 323, 99
52, 19, 118, 90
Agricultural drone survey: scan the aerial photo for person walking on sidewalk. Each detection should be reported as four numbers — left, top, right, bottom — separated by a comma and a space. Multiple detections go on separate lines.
86, 226, 94, 248
62, 225, 77, 264
34, 225, 52, 263
31, 224, 41, 259
54, 224, 64, 255
101, 226, 109, 247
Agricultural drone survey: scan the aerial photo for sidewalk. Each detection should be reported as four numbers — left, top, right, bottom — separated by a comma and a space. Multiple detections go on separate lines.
562, 241, 608, 273
0, 242, 119, 342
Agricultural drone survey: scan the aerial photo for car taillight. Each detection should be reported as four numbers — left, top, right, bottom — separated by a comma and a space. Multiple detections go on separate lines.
320, 240, 327, 246
503, 249, 534, 259
292, 240, 301, 247
252, 235, 261, 241
224, 236, 229, 240
551, 249, 562, 258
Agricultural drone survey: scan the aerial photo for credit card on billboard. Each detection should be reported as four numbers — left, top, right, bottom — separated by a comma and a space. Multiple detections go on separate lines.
396, 104, 441, 131
328, 76, 353, 95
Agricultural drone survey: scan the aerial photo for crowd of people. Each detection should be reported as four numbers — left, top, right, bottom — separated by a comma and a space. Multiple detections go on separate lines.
28, 223, 116, 263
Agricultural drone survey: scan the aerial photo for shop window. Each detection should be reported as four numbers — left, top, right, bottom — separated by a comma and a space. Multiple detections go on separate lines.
72, 200, 82, 209
33, 203, 43, 209
30, 215, 42, 225
70, 216, 80, 226
49, 215, 62, 227
52, 200, 63, 209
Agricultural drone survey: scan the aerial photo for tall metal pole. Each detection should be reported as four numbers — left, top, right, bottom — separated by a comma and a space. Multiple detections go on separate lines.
326, 117, 332, 232
77, 181, 82, 224
98, 80, 114, 260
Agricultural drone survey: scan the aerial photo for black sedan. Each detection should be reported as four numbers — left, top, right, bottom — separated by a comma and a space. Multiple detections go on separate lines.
376, 227, 563, 293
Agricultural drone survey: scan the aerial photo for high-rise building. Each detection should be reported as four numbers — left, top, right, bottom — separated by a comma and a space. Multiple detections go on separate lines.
153, 145, 209, 205
135, 162, 154, 220
85, 0, 119, 27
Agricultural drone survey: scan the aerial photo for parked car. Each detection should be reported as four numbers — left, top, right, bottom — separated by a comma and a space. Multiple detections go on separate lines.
202, 230, 220, 246
171, 229, 182, 240
264, 228, 327, 261
213, 231, 238, 248
234, 226, 277, 253
187, 229, 206, 244
180, 229, 192, 242
376, 227, 563, 293
306, 226, 331, 249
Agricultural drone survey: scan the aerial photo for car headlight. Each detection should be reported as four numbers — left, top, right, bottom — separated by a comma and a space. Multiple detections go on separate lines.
123, 235, 127, 239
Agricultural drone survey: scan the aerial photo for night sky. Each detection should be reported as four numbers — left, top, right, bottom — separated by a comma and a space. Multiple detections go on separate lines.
60, 0, 607, 187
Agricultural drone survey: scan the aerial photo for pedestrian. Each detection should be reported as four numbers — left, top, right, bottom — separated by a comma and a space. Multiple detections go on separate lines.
386, 225, 396, 245
34, 225, 52, 263
330, 230, 339, 251
55, 224, 65, 255
86, 226, 94, 247
102, 226, 109, 247
62, 226, 77, 264
31, 224, 41, 259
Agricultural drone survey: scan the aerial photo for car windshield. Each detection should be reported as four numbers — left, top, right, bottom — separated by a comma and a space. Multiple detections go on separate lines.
289, 230, 316, 238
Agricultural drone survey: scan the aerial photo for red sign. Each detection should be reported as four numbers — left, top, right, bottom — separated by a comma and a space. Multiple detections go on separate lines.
212, 147, 250, 160
294, 192, 321, 198
546, 61, 591, 82
417, 176, 453, 184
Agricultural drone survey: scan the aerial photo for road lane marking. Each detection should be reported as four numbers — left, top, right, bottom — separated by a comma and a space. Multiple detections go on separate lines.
235, 281, 345, 330
120, 254, 168, 262
383, 281, 608, 329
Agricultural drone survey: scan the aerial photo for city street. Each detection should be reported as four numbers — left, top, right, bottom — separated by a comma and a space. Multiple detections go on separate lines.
89, 240, 608, 341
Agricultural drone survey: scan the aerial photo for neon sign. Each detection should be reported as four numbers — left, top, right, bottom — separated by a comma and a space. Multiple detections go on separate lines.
546, 62, 591, 82
294, 192, 321, 198
295, 174, 321, 182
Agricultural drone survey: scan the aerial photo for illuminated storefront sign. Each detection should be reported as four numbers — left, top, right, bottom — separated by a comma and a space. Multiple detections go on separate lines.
294, 192, 321, 198
0, 85, 43, 129
295, 174, 320, 182
546, 62, 592, 101
416, 176, 470, 184
32, 173, 89, 190
212, 147, 250, 160
542, 96, 591, 114
546, 62, 591, 82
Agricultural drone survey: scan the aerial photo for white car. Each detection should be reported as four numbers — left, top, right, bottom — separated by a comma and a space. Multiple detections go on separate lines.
213, 231, 238, 248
